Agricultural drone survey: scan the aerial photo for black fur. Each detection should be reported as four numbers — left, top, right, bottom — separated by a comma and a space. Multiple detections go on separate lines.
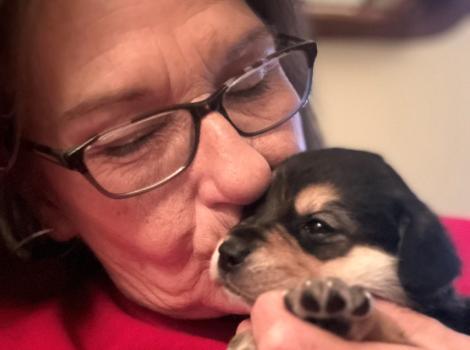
220, 148, 470, 334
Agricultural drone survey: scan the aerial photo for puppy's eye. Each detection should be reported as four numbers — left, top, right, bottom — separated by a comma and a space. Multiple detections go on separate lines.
301, 218, 334, 237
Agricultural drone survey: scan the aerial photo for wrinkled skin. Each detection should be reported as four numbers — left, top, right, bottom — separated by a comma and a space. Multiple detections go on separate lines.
15, 0, 303, 318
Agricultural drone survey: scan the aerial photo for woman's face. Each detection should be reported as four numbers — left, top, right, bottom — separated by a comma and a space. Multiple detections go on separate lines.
17, 0, 304, 318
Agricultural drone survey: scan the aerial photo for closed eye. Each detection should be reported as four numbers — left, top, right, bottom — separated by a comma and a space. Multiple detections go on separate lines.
103, 127, 157, 157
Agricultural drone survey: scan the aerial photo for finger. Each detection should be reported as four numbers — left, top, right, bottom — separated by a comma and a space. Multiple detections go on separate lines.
236, 318, 252, 334
374, 300, 470, 348
251, 290, 416, 350
251, 290, 347, 349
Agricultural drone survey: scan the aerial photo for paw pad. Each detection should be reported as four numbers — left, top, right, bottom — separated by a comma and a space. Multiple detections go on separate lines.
284, 277, 373, 322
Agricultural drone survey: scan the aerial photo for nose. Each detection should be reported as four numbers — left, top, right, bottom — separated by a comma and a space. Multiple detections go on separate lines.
218, 225, 263, 272
218, 237, 252, 272
193, 112, 296, 206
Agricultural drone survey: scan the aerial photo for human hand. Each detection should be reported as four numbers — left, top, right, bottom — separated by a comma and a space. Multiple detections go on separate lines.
244, 290, 470, 350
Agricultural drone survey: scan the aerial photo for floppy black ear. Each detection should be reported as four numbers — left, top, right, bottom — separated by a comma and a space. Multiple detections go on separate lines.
398, 203, 461, 296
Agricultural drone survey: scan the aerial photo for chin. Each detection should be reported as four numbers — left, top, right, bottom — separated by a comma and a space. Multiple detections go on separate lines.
128, 273, 250, 320
114, 281, 249, 321
208, 286, 252, 316
181, 273, 251, 319
152, 288, 251, 320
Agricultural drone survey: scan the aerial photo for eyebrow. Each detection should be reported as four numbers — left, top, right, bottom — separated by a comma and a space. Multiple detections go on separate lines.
63, 89, 151, 121
225, 26, 274, 63
62, 26, 275, 121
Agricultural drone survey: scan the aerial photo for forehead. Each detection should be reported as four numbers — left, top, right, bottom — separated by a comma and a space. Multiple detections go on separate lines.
19, 0, 265, 140
266, 151, 394, 216
24, 0, 258, 61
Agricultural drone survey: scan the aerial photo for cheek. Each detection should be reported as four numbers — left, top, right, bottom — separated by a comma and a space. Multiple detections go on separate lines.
251, 116, 302, 167
36, 159, 196, 262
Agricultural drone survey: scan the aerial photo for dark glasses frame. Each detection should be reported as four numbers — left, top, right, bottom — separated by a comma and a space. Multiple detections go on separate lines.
23, 34, 318, 199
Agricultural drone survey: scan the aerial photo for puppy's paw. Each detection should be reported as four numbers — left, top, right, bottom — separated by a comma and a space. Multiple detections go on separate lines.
284, 277, 373, 340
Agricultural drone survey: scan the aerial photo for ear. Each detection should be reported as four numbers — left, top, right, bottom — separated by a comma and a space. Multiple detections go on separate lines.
32, 194, 77, 242
240, 166, 286, 221
17, 176, 77, 242
397, 203, 461, 296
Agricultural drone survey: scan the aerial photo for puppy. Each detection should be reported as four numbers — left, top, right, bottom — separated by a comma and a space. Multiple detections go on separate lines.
211, 148, 470, 349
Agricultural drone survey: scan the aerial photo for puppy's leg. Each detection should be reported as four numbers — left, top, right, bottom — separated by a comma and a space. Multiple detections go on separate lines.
284, 278, 411, 345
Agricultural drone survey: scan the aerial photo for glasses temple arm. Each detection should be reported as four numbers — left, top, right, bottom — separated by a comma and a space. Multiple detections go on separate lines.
22, 140, 66, 166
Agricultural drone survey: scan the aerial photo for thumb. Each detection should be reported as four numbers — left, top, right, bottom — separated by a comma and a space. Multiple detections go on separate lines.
250, 290, 353, 349
374, 300, 467, 348
251, 291, 416, 350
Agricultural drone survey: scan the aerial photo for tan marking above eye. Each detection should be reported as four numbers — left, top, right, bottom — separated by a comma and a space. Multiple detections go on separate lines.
295, 183, 339, 216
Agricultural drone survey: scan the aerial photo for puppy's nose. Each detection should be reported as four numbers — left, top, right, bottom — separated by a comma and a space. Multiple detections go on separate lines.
218, 236, 253, 272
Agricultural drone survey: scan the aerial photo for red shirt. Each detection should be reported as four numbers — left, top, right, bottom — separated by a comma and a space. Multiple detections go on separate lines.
1, 217, 469, 350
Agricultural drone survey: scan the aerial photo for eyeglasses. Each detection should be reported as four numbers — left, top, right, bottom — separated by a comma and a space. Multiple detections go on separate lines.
25, 34, 317, 199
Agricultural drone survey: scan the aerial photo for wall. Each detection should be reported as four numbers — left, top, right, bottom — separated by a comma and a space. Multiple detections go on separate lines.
312, 18, 470, 217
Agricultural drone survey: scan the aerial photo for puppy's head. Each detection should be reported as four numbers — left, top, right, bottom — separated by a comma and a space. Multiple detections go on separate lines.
212, 148, 461, 306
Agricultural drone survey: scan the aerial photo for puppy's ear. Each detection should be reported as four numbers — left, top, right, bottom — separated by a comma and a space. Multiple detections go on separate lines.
245, 166, 289, 222
398, 203, 461, 296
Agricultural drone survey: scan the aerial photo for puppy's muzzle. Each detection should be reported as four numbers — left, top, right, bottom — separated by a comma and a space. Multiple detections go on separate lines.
218, 225, 262, 274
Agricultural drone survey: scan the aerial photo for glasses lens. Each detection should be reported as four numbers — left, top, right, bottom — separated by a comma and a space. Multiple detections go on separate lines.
84, 109, 195, 195
0, 115, 18, 172
222, 49, 311, 134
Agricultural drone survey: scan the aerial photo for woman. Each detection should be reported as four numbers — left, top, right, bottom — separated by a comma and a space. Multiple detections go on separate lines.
0, 0, 468, 349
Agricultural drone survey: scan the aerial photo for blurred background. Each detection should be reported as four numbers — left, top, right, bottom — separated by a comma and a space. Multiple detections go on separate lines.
305, 0, 470, 218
